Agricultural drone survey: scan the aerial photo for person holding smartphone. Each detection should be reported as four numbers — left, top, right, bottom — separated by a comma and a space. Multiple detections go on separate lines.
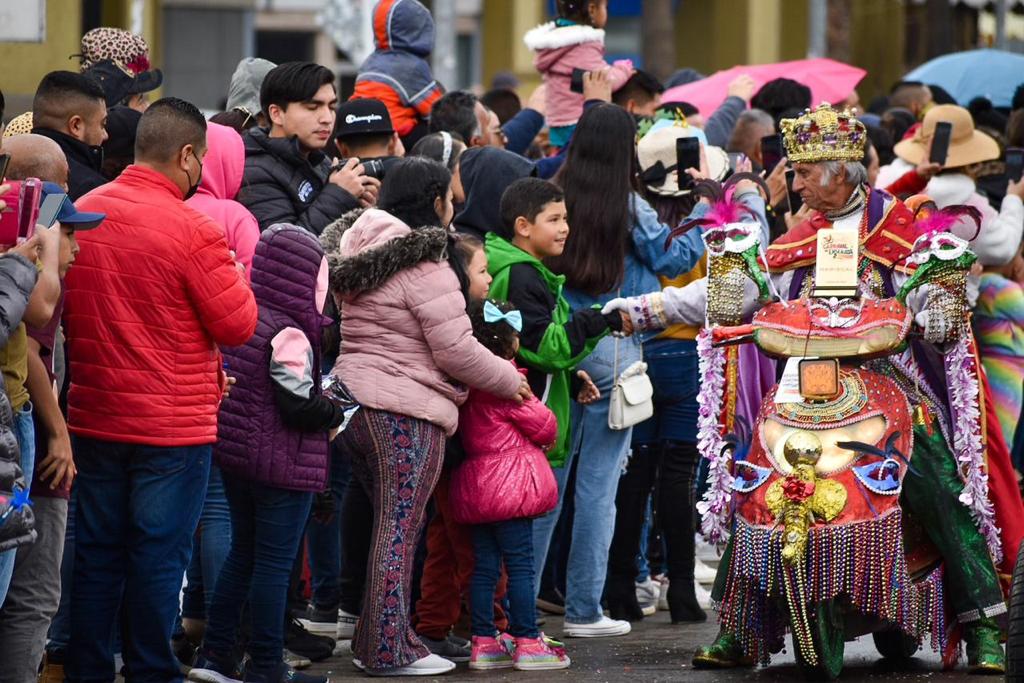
876, 105, 1024, 269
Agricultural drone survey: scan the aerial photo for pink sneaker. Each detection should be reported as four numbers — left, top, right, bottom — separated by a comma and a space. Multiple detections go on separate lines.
468, 635, 513, 670
513, 635, 571, 671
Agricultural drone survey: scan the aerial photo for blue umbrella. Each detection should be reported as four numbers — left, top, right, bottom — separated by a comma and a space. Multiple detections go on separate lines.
904, 49, 1024, 107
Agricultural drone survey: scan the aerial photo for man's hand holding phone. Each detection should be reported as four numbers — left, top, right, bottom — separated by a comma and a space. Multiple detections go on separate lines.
581, 69, 612, 103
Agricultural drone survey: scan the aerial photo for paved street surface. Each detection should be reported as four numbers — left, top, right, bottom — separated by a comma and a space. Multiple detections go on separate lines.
310, 613, 982, 682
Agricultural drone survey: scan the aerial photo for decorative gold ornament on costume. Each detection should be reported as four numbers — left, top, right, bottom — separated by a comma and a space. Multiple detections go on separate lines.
780, 103, 866, 163
764, 432, 848, 564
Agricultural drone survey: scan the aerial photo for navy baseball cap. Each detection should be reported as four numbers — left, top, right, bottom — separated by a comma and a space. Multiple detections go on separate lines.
41, 182, 105, 230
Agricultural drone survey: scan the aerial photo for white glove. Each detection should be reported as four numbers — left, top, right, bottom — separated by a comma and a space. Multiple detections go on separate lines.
602, 297, 630, 315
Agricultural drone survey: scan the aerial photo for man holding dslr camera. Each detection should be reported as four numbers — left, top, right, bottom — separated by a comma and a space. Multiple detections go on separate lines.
240, 62, 379, 235
333, 99, 404, 183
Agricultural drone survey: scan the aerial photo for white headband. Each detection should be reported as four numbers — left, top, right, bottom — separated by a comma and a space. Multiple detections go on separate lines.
441, 131, 453, 167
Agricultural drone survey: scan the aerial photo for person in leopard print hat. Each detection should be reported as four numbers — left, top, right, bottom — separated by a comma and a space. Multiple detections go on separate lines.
77, 27, 162, 112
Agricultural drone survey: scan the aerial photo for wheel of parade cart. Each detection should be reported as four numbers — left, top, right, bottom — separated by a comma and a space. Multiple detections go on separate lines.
1007, 541, 1024, 682
794, 600, 845, 681
871, 628, 919, 661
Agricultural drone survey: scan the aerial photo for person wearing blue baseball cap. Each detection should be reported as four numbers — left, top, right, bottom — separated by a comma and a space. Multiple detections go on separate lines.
0, 180, 104, 682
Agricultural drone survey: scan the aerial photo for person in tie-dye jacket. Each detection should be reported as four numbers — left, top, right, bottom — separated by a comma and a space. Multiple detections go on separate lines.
975, 246, 1024, 470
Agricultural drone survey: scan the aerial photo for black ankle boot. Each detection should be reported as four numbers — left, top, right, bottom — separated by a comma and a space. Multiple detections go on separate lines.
605, 577, 645, 622
667, 580, 707, 624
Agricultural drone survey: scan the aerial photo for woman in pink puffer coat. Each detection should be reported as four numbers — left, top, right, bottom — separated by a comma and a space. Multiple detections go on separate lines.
326, 158, 526, 677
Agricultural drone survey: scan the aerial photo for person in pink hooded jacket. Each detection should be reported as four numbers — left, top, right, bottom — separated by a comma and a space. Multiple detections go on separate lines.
524, 0, 633, 149
449, 299, 567, 671
187, 121, 260, 278
328, 157, 528, 676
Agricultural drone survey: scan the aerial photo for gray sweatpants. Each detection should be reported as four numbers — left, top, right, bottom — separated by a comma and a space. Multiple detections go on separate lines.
0, 496, 68, 683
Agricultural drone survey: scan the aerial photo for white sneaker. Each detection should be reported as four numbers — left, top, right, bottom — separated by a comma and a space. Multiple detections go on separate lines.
694, 579, 713, 609
336, 609, 358, 640
564, 615, 631, 638
655, 575, 669, 611
363, 653, 457, 676
333, 639, 353, 658
694, 558, 718, 584
635, 578, 659, 610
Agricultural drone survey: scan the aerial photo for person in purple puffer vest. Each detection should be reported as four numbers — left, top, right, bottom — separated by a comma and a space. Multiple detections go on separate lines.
190, 223, 345, 683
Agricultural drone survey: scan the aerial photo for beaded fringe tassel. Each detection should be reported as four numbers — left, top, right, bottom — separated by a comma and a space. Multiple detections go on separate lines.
715, 509, 947, 665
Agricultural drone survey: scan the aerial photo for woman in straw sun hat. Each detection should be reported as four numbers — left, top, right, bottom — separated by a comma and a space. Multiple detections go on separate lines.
877, 104, 1024, 268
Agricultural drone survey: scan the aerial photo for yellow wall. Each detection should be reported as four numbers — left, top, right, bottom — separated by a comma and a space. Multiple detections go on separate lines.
675, 0, 808, 75
0, 1, 84, 103
0, 0, 163, 116
482, 0, 545, 91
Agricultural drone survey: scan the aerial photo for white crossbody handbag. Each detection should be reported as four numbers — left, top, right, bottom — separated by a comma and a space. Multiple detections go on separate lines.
607, 335, 654, 431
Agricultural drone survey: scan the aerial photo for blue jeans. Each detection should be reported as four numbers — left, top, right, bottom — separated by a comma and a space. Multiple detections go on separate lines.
306, 442, 350, 609
181, 464, 232, 620
471, 518, 537, 639
66, 438, 210, 683
0, 402, 35, 604
630, 339, 699, 444
203, 476, 312, 670
532, 336, 641, 624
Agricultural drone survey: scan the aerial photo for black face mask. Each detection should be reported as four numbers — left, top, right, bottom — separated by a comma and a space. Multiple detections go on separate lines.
183, 152, 203, 200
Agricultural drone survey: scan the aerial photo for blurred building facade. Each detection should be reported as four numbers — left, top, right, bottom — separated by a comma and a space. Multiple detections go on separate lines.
0, 0, 1021, 121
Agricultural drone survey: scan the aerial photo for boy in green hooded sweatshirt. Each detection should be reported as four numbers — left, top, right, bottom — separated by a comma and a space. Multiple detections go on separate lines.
486, 178, 630, 467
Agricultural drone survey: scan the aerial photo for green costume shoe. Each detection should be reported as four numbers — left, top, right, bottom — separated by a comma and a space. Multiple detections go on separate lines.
964, 618, 1005, 675
692, 631, 754, 669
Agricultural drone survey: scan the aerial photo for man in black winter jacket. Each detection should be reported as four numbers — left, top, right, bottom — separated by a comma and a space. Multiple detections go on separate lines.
31, 71, 109, 200
240, 62, 379, 235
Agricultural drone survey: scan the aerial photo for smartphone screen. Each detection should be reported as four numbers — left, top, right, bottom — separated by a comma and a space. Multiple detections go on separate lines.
727, 152, 744, 172
1007, 147, 1024, 183
676, 137, 701, 189
0, 154, 10, 182
929, 121, 953, 165
570, 68, 586, 95
17, 179, 41, 242
761, 134, 784, 175
785, 168, 803, 214
36, 192, 67, 230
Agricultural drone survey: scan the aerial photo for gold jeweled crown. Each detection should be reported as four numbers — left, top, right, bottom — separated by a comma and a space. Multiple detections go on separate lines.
780, 103, 866, 163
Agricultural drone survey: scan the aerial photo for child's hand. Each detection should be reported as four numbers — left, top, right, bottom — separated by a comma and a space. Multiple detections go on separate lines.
514, 377, 533, 404
583, 69, 612, 103
619, 311, 634, 337
222, 375, 236, 399
576, 370, 600, 405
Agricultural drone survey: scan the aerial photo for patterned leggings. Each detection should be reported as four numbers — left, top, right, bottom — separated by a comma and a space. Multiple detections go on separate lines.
342, 408, 446, 672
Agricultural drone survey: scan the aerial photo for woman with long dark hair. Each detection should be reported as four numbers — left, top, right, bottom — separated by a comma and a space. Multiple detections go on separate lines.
604, 125, 770, 626
327, 157, 528, 675
533, 104, 706, 638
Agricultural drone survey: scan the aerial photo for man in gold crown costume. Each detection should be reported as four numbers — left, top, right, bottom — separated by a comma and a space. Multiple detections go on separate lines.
605, 104, 1008, 672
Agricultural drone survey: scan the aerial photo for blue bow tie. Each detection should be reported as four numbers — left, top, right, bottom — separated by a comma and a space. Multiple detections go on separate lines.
483, 300, 523, 332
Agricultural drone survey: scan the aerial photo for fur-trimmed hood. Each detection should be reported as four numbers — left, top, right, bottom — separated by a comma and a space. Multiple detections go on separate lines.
320, 207, 448, 296
523, 22, 606, 52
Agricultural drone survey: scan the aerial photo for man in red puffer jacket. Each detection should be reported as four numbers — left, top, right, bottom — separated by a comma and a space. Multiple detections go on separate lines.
62, 97, 257, 683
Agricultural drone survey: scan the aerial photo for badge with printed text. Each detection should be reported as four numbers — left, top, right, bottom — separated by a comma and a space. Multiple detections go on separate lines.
813, 228, 859, 298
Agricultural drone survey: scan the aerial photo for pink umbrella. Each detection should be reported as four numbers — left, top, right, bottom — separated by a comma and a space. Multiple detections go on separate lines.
662, 58, 866, 117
